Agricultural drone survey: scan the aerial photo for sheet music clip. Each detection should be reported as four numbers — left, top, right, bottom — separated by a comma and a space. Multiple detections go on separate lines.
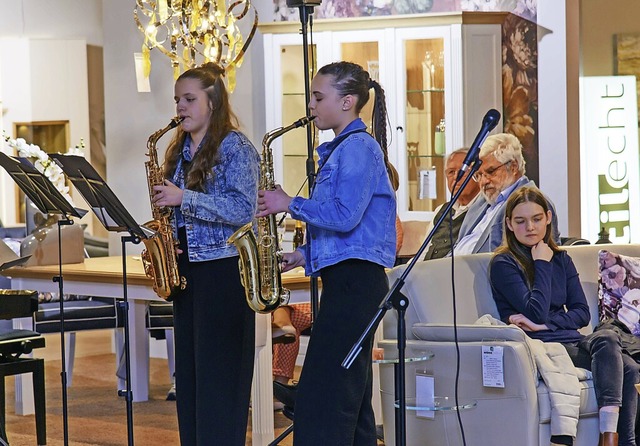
139, 224, 157, 239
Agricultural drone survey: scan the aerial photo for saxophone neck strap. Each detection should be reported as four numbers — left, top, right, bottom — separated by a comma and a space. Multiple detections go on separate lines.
312, 128, 368, 187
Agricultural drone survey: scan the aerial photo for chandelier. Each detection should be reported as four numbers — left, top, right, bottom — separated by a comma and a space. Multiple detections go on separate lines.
134, 0, 258, 91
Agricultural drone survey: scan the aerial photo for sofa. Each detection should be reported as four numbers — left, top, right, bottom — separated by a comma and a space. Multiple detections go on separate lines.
377, 244, 640, 446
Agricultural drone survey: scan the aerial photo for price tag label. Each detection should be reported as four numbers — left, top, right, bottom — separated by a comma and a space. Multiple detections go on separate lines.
416, 373, 435, 419
482, 345, 504, 388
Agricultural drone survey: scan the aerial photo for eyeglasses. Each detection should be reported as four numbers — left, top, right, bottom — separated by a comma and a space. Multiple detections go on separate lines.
472, 161, 512, 182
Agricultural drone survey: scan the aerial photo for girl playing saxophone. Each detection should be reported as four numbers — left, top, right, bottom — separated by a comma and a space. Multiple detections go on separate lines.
152, 62, 260, 445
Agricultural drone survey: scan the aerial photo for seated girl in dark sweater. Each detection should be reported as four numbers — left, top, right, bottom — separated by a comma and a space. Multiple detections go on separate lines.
489, 186, 638, 446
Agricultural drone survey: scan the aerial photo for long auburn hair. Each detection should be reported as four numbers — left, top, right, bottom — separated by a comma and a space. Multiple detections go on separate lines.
163, 62, 239, 191
494, 186, 561, 287
317, 61, 397, 187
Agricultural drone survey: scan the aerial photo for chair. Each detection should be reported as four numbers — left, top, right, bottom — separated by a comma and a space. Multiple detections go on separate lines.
34, 296, 124, 386
0, 290, 46, 446
395, 220, 428, 265
146, 301, 175, 385
561, 236, 591, 246
271, 381, 297, 445
377, 244, 640, 446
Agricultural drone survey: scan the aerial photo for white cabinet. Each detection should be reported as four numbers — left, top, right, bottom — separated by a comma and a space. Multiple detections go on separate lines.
260, 12, 505, 221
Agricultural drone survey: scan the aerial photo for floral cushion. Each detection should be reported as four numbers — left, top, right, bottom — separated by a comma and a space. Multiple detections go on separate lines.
598, 250, 640, 336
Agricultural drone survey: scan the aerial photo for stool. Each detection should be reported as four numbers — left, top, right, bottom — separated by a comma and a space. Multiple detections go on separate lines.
0, 329, 46, 446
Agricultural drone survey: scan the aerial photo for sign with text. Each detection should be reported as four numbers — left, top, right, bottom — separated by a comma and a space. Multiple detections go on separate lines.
580, 76, 640, 243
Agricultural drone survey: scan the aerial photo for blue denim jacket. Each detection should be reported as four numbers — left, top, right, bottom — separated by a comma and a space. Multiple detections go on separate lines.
288, 119, 396, 276
171, 130, 260, 262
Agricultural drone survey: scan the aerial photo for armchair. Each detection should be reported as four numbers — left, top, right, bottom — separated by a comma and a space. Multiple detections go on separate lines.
377, 244, 640, 446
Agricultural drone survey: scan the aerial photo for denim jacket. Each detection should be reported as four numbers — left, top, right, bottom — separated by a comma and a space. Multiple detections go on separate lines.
288, 118, 396, 276
171, 130, 260, 262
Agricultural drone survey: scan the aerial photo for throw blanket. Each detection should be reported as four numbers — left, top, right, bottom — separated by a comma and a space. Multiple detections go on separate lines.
475, 314, 586, 438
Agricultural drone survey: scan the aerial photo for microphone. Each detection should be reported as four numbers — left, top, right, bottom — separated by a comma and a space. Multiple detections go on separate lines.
456, 109, 501, 181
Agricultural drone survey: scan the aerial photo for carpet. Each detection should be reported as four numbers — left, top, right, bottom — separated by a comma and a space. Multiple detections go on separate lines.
3, 353, 295, 446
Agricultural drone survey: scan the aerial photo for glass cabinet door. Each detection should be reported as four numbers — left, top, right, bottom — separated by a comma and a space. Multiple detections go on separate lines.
264, 33, 320, 197
281, 42, 317, 198
332, 30, 388, 134
267, 30, 387, 198
405, 38, 445, 213
264, 17, 501, 223
394, 27, 450, 221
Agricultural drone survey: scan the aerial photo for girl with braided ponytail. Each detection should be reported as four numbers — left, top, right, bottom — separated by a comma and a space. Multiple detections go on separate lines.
257, 61, 397, 444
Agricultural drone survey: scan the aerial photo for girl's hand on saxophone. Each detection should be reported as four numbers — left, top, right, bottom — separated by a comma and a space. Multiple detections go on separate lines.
256, 184, 292, 217
281, 250, 305, 273
153, 179, 184, 207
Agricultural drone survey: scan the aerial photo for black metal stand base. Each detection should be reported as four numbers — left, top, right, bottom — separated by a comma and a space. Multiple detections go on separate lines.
118, 235, 140, 446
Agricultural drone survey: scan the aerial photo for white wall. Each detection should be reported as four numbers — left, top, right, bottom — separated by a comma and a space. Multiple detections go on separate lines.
0, 38, 92, 228
0, 0, 103, 45
537, 0, 580, 238
0, 0, 102, 228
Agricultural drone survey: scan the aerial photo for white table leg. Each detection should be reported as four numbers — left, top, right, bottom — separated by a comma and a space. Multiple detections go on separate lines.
252, 313, 274, 445
12, 316, 35, 415
124, 298, 150, 402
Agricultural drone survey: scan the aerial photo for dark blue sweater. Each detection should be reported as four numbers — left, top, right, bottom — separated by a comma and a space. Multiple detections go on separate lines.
490, 250, 591, 343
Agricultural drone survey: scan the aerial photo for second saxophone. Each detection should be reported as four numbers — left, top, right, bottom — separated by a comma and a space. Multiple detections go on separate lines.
228, 116, 315, 313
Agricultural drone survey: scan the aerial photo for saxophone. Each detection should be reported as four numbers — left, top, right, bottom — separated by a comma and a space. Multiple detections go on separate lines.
227, 116, 315, 313
141, 117, 187, 300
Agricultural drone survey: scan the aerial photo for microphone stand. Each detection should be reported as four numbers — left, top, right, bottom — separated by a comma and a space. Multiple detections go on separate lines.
268, 4, 317, 446
342, 159, 483, 446
298, 2, 321, 321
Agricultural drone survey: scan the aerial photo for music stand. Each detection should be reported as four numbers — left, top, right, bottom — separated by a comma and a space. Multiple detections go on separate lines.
0, 152, 85, 446
49, 153, 153, 446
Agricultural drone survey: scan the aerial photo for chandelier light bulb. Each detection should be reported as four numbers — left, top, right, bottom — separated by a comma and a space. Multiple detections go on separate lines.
133, 0, 258, 91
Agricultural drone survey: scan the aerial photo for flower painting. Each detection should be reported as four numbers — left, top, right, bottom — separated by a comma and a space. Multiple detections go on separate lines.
501, 14, 538, 184
274, 0, 536, 21
598, 250, 640, 337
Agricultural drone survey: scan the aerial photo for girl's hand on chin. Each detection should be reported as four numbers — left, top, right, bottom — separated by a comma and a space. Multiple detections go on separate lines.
531, 241, 553, 262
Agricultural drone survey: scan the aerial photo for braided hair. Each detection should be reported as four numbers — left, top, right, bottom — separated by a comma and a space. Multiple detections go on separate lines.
317, 61, 396, 186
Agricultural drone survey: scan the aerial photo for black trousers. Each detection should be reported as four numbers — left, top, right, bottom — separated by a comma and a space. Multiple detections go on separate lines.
293, 259, 388, 446
173, 229, 255, 445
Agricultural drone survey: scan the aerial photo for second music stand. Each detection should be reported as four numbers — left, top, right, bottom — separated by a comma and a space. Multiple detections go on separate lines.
49, 153, 154, 446
0, 152, 85, 446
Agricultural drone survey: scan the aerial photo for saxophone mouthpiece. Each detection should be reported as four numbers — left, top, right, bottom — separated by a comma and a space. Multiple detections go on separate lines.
294, 116, 316, 128
170, 116, 185, 128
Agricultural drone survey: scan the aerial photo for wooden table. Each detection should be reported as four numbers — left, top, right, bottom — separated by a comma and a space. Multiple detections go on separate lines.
3, 256, 313, 445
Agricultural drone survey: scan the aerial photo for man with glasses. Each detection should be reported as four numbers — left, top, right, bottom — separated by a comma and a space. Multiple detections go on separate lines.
452, 133, 559, 254
422, 147, 480, 260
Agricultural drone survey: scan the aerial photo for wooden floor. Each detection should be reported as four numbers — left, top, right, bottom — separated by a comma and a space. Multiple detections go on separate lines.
3, 330, 383, 445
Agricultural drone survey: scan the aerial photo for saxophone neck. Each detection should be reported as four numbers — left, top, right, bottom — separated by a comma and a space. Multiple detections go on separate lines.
148, 117, 184, 150
262, 116, 315, 148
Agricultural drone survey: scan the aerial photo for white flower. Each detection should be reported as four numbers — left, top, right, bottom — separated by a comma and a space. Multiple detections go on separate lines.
2, 132, 75, 206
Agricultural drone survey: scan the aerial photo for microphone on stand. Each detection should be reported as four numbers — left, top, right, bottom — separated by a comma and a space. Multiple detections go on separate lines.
456, 109, 501, 181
